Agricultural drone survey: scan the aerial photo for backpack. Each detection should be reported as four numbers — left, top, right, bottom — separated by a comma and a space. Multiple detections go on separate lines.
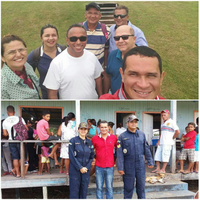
81, 22, 108, 42
32, 44, 67, 71
11, 117, 28, 141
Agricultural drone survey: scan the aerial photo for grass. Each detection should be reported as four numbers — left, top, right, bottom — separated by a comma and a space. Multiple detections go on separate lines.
1, 1, 198, 99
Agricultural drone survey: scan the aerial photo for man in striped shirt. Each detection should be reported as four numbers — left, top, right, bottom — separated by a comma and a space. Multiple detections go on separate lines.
82, 2, 111, 93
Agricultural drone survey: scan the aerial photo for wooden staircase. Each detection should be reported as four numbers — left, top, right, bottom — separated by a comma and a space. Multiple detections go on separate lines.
97, 2, 118, 27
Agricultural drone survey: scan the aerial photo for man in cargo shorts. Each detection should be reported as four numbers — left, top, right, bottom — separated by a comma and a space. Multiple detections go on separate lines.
152, 110, 180, 173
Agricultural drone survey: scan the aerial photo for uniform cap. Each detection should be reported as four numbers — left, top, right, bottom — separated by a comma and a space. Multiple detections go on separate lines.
86, 2, 101, 11
78, 122, 88, 129
126, 115, 139, 122
161, 109, 170, 114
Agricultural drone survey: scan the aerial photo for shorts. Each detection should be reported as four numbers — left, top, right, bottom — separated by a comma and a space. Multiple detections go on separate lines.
154, 145, 172, 162
179, 148, 195, 162
41, 157, 50, 164
46, 135, 59, 141
9, 143, 20, 160
194, 151, 199, 162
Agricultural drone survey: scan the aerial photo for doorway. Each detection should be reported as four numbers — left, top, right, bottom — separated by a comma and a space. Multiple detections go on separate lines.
115, 111, 136, 131
143, 112, 161, 145
19, 106, 63, 132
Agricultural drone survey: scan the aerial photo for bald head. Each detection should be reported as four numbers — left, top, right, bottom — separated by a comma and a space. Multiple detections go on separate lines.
114, 25, 136, 55
115, 25, 134, 36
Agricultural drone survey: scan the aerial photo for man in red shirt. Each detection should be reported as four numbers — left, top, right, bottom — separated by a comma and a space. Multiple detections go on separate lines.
92, 121, 117, 199
99, 46, 165, 100
179, 122, 197, 174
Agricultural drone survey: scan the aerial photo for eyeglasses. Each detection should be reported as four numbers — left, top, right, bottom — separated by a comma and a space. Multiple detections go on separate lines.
114, 14, 127, 19
69, 36, 87, 42
5, 48, 27, 56
114, 35, 134, 41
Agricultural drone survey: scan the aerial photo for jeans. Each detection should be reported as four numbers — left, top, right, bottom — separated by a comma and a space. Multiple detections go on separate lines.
95, 166, 114, 199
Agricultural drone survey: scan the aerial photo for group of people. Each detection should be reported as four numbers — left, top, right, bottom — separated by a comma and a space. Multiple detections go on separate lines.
3, 105, 198, 199
1, 3, 165, 100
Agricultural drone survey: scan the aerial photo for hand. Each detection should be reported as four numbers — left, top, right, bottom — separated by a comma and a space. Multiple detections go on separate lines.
148, 165, 154, 169
156, 141, 160, 146
80, 167, 88, 174
118, 170, 125, 175
51, 132, 54, 136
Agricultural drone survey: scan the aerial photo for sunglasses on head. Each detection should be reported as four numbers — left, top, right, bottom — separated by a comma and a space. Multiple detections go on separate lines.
69, 36, 87, 42
114, 35, 134, 41
114, 14, 127, 18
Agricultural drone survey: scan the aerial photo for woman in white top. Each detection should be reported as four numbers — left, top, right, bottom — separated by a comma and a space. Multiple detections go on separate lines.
57, 112, 76, 175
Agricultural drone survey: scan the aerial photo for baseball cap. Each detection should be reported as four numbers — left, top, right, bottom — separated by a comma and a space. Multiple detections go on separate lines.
126, 115, 139, 122
78, 122, 88, 129
161, 109, 170, 114
86, 2, 101, 11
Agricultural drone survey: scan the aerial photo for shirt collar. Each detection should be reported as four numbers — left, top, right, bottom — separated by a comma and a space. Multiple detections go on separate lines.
84, 21, 100, 31
41, 45, 62, 56
116, 49, 122, 60
98, 132, 111, 138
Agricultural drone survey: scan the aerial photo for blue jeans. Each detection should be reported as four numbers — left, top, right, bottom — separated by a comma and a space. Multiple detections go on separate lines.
95, 166, 114, 199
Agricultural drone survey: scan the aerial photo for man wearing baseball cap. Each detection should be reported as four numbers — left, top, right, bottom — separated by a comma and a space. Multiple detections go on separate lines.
152, 110, 180, 174
117, 114, 153, 199
82, 2, 111, 93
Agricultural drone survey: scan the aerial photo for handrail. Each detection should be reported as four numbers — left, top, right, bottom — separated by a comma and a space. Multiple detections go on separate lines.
1, 139, 69, 178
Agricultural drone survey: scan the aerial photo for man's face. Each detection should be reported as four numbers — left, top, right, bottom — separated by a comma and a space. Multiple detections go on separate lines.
127, 120, 138, 132
85, 8, 102, 26
115, 26, 136, 53
120, 55, 165, 99
188, 124, 195, 132
66, 27, 87, 57
100, 123, 109, 135
161, 113, 170, 121
114, 9, 129, 27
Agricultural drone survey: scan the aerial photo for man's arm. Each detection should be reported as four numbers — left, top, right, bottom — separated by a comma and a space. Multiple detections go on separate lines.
48, 89, 58, 99
3, 129, 8, 137
173, 129, 180, 139
95, 76, 103, 97
102, 71, 111, 94
46, 128, 53, 136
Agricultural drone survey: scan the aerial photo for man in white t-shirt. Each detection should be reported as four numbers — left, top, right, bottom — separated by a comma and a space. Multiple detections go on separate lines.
152, 110, 180, 173
43, 23, 103, 99
3, 105, 28, 178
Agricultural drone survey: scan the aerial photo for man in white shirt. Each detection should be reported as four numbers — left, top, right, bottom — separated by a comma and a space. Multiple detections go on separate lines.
3, 105, 27, 178
43, 23, 103, 99
152, 110, 180, 173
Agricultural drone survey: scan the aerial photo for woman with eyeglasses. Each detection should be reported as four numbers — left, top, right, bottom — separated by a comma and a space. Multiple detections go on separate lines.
27, 24, 66, 99
1, 34, 40, 99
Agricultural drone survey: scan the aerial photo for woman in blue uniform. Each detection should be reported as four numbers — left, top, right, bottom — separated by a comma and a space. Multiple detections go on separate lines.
69, 122, 94, 199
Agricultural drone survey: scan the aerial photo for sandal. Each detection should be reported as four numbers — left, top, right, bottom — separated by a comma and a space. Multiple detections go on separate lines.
11, 170, 17, 177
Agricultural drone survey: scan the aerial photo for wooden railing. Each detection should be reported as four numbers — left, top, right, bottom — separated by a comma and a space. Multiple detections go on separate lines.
1, 140, 69, 178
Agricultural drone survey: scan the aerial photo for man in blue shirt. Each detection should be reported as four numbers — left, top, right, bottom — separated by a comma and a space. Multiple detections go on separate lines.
105, 25, 136, 94
109, 5, 148, 54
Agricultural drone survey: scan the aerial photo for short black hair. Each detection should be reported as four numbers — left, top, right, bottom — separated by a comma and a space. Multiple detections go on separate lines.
122, 46, 162, 74
108, 122, 115, 128
66, 23, 86, 37
7, 105, 15, 113
188, 122, 196, 128
99, 120, 108, 127
115, 5, 129, 15
42, 110, 50, 116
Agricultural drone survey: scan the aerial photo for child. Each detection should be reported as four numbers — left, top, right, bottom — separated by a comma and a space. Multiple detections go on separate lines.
40, 143, 51, 175
176, 126, 188, 171
36, 110, 60, 167
179, 122, 197, 174
194, 117, 199, 173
